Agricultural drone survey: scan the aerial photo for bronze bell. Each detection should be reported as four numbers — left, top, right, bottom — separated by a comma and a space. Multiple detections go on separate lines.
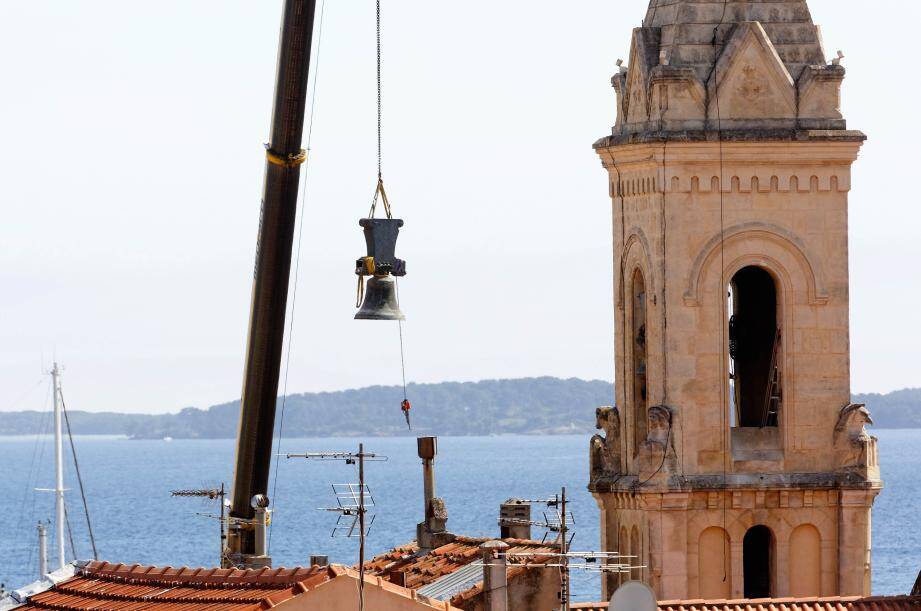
355, 275, 405, 320
355, 218, 406, 321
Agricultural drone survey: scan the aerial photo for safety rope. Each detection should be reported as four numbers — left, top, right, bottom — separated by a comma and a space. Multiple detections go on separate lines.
268, 0, 327, 555
60, 390, 98, 559
709, 0, 730, 586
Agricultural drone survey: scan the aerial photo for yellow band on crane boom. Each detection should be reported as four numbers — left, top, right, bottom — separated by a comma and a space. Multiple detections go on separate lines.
265, 146, 307, 168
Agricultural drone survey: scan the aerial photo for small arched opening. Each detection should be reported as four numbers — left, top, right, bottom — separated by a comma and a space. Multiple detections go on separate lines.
630, 525, 642, 581
699, 527, 732, 599
789, 524, 822, 596
728, 266, 781, 428
619, 526, 629, 587
631, 268, 648, 454
743, 525, 774, 599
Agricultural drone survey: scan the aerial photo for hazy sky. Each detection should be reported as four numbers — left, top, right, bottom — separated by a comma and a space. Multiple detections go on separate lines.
1, 1, 917, 414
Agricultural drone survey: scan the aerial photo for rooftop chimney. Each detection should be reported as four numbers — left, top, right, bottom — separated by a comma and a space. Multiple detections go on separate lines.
479, 540, 509, 611
416, 437, 454, 550
499, 499, 531, 540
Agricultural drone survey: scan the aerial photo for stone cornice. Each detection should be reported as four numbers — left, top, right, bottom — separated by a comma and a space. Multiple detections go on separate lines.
594, 129, 866, 151
589, 471, 882, 494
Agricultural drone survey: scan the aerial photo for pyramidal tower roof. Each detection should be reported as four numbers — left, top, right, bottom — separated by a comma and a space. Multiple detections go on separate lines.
643, 0, 825, 81
597, 0, 861, 143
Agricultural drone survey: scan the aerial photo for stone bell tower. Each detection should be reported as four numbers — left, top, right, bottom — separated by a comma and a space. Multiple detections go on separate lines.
589, 0, 881, 601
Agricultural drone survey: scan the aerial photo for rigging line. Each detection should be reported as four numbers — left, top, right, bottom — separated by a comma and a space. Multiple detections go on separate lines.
18, 381, 54, 573
5, 377, 44, 411
394, 278, 408, 405
660, 139, 668, 408
16, 382, 52, 540
268, 0, 327, 555
63, 503, 77, 561
59, 390, 98, 559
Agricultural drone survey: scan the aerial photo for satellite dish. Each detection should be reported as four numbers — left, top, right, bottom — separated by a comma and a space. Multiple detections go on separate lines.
610, 580, 657, 611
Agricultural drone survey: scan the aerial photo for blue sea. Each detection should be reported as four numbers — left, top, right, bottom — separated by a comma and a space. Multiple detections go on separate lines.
1, 431, 918, 602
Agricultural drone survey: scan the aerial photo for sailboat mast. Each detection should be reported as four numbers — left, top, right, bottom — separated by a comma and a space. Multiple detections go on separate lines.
225, 0, 318, 568
51, 362, 66, 570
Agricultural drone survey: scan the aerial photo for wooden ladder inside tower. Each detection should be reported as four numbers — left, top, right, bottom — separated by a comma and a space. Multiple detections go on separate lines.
760, 328, 782, 428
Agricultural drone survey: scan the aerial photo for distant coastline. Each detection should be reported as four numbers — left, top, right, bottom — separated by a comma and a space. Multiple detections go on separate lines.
1, 377, 918, 439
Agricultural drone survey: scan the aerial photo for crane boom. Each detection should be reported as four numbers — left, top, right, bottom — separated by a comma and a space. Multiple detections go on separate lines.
225, 0, 317, 568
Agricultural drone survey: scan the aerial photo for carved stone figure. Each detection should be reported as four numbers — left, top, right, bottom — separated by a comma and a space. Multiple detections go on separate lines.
834, 403, 879, 475
636, 405, 677, 481
590, 406, 621, 479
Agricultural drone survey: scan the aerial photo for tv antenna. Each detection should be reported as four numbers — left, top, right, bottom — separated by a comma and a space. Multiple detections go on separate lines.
486, 487, 644, 611
286, 443, 387, 611
170, 484, 228, 563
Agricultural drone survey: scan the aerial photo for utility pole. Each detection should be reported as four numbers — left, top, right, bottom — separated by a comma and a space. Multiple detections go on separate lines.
51, 363, 66, 570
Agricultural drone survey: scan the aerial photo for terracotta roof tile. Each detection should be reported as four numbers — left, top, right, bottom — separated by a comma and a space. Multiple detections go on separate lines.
363, 535, 559, 603
15, 561, 334, 611
570, 595, 921, 611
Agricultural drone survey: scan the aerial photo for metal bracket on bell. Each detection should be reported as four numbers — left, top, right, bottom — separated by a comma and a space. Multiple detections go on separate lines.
354, 217, 406, 321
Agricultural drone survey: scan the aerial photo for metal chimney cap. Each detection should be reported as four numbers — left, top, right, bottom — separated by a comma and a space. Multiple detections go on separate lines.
417, 437, 437, 459
251, 494, 270, 509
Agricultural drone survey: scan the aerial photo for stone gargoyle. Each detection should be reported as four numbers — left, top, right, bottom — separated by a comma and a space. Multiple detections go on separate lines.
590, 406, 622, 479
636, 405, 678, 482
833, 403, 879, 475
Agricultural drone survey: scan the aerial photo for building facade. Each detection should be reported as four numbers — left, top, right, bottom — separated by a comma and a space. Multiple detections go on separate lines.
589, 0, 881, 602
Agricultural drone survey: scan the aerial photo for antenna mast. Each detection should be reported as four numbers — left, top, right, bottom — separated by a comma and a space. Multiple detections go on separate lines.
286, 444, 386, 611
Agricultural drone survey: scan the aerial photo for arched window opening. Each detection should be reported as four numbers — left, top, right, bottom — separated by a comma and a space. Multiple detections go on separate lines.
631, 269, 648, 454
728, 266, 781, 428
630, 525, 642, 581
699, 527, 732, 599
743, 525, 774, 599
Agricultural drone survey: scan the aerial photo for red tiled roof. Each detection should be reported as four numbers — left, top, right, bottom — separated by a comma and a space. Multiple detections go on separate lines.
363, 535, 558, 595
570, 595, 921, 611
18, 561, 334, 610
